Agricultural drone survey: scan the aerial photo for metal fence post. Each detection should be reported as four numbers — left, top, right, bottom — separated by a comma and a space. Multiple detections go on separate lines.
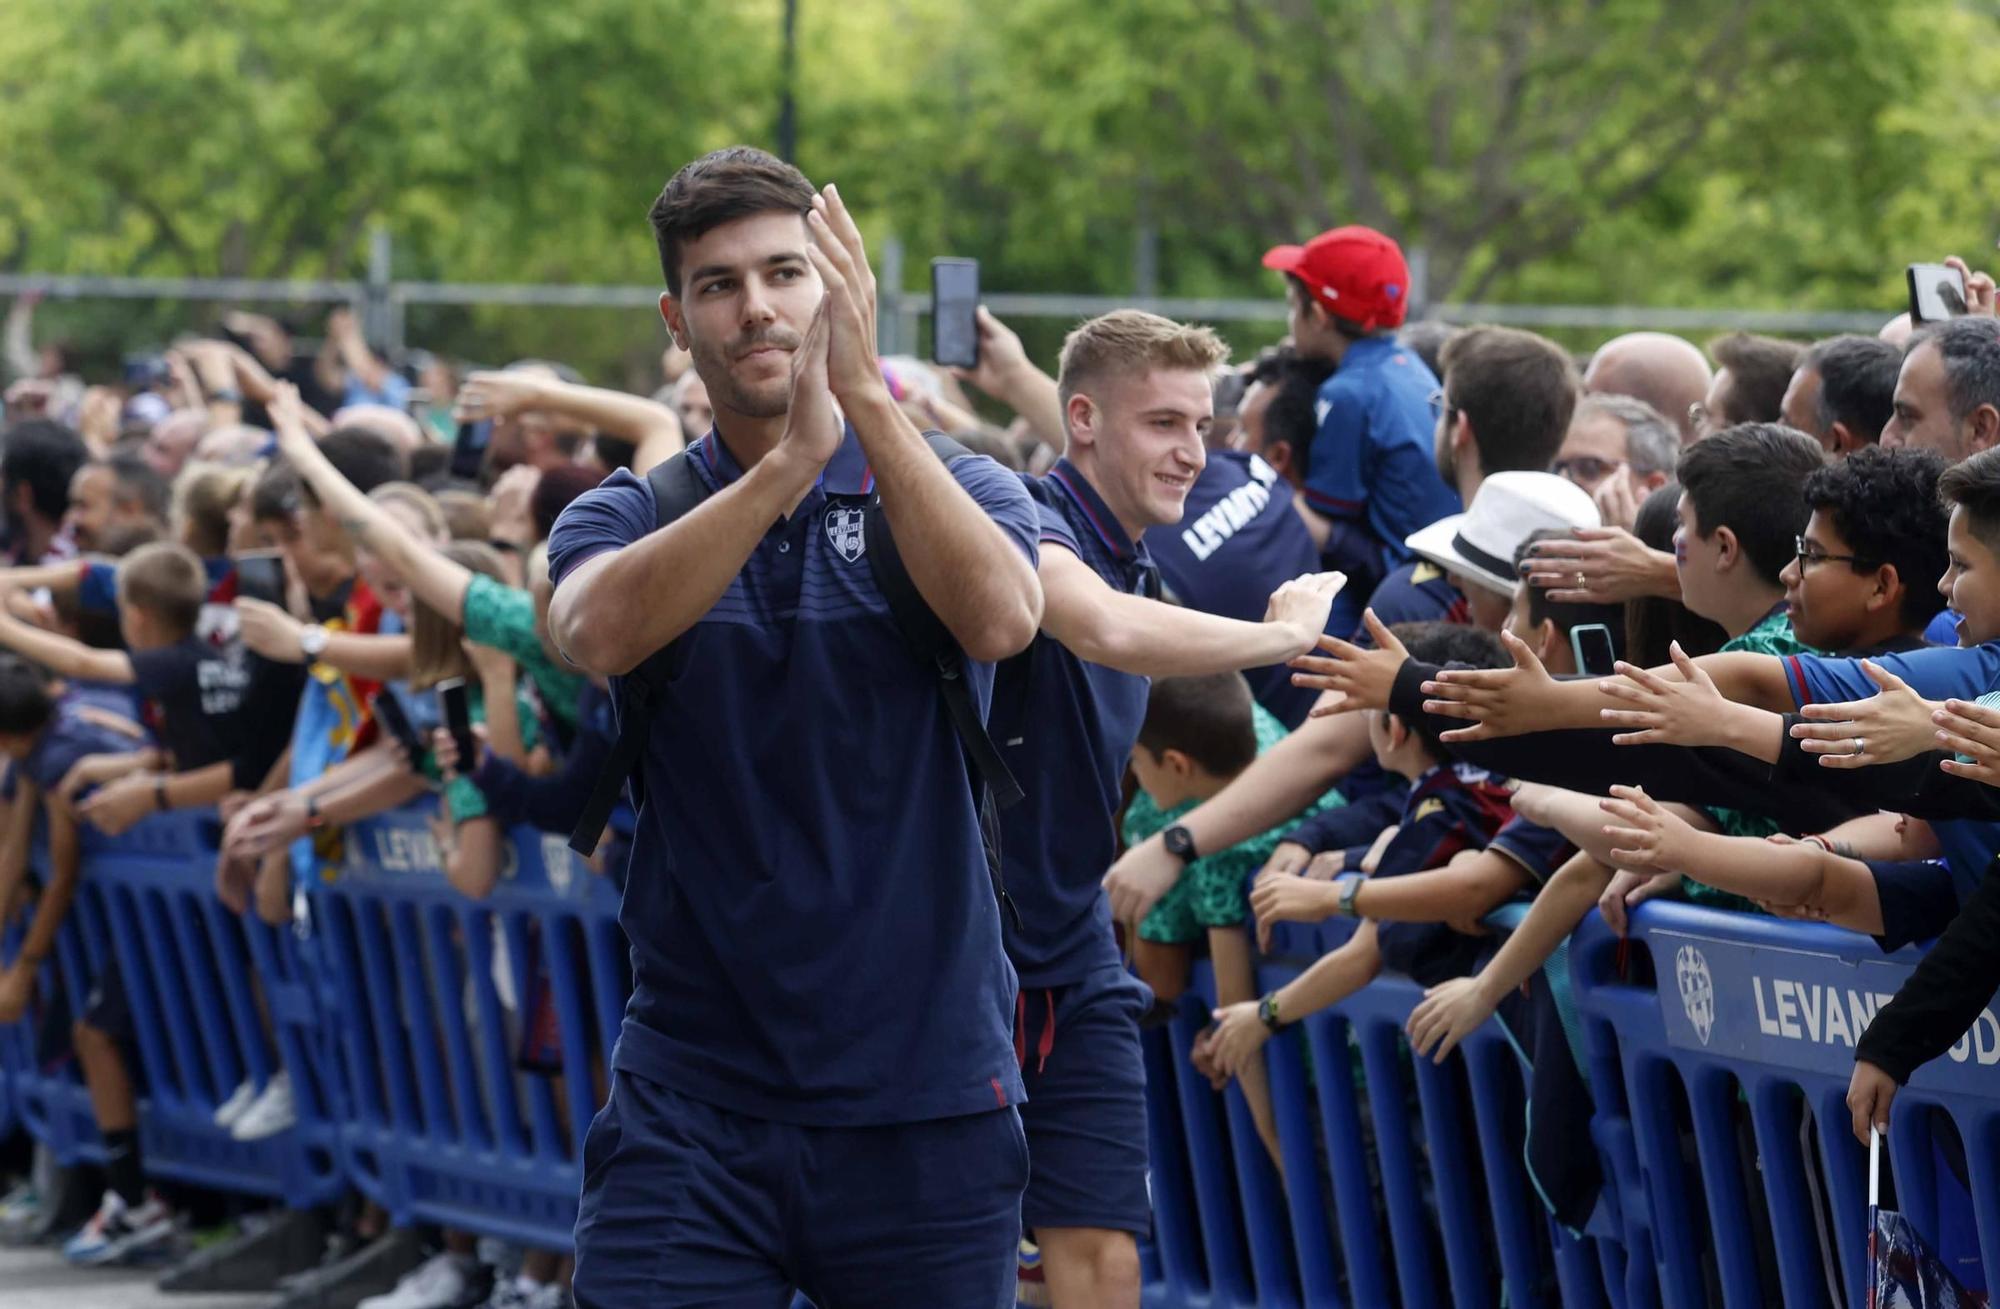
367, 227, 401, 354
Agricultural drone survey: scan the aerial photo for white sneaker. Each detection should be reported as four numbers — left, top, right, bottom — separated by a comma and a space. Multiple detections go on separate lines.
213, 1079, 259, 1129
62, 1190, 177, 1265
230, 1070, 297, 1141
359, 1252, 482, 1309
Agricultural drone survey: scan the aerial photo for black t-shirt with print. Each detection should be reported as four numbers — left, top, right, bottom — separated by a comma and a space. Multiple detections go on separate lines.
128, 636, 251, 770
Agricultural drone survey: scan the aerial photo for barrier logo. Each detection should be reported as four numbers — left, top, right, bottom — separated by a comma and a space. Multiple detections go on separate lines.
825, 505, 866, 563
1676, 944, 1715, 1046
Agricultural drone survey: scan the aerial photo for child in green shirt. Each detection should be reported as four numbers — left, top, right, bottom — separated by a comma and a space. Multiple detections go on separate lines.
1123, 670, 1339, 1166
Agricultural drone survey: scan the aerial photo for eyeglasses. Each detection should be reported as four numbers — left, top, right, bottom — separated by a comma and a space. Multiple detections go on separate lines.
1552, 455, 1626, 485
1794, 535, 1873, 570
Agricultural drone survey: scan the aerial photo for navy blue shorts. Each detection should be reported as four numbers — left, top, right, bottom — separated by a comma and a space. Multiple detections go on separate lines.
572, 1068, 1026, 1309
1016, 965, 1153, 1234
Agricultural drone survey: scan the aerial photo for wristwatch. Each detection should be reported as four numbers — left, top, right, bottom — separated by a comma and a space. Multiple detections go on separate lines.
299, 623, 329, 661
1334, 871, 1366, 918
1162, 824, 1199, 865
1257, 991, 1285, 1033
302, 792, 325, 832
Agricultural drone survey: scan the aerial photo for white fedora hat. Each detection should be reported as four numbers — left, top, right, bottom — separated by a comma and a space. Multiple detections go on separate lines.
1404, 472, 1601, 598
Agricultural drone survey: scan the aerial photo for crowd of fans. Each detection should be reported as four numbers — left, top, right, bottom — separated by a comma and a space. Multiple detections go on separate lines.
2, 210, 2000, 1307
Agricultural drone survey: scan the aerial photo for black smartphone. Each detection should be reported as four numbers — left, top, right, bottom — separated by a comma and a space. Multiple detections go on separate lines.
450, 419, 492, 482
1908, 263, 1968, 323
436, 676, 477, 774
931, 257, 980, 369
233, 552, 287, 606
370, 690, 428, 765
1569, 623, 1618, 677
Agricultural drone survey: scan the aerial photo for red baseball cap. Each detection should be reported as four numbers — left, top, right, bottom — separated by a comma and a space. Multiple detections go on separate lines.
1262, 226, 1411, 330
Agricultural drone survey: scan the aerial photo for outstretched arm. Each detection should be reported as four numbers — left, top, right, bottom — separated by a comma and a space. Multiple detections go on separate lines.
1405, 851, 1614, 1062
268, 389, 474, 622
1420, 628, 1795, 743
1203, 925, 1384, 1081
949, 308, 1066, 450
1103, 709, 1373, 925
0, 606, 132, 684
1598, 786, 1883, 932
456, 369, 685, 468
1040, 545, 1342, 677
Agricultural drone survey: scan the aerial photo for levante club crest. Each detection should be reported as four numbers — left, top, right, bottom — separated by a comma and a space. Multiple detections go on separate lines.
825, 504, 867, 563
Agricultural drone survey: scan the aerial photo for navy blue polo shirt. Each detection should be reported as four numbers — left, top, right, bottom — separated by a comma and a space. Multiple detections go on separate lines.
1365, 763, 1516, 987
1146, 451, 1322, 726
546, 427, 1038, 1127
992, 460, 1155, 988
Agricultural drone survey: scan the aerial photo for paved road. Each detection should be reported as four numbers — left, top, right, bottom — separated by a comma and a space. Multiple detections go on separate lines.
0, 1242, 272, 1309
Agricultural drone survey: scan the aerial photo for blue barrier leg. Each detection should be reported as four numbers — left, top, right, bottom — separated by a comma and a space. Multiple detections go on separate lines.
1408, 1049, 1496, 1309
1141, 1025, 1202, 1307
1301, 1014, 1391, 1308
1263, 1020, 1346, 1307
1165, 998, 1255, 1307
1355, 1023, 1442, 1308
424, 901, 492, 1151
200, 899, 271, 1089
1684, 1065, 1765, 1308
1743, 1075, 1830, 1308
1461, 1034, 1549, 1309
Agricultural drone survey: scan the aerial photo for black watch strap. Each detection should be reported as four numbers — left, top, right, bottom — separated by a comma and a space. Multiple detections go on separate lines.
1162, 823, 1198, 864
1258, 991, 1284, 1033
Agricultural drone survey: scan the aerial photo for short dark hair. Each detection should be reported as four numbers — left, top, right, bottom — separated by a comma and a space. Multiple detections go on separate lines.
104, 452, 170, 523
648, 147, 815, 297
1938, 445, 2000, 554
1, 419, 87, 523
1396, 320, 1459, 379
1708, 332, 1805, 425
1801, 446, 1948, 630
1626, 482, 1728, 665
531, 464, 606, 543
1914, 317, 2000, 423
1261, 351, 1335, 465
251, 462, 301, 524
1513, 530, 1625, 645
1388, 621, 1508, 759
115, 541, 207, 637
1136, 671, 1259, 777
1440, 327, 1579, 474
1676, 423, 1826, 587
0, 654, 53, 737
1805, 334, 1900, 444
297, 427, 407, 509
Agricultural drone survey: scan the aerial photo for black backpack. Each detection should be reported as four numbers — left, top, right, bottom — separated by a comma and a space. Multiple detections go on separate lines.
569, 434, 1022, 922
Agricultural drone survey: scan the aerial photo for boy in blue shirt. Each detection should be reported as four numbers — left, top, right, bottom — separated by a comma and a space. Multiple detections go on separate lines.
1199, 623, 1515, 1081
1262, 226, 1459, 609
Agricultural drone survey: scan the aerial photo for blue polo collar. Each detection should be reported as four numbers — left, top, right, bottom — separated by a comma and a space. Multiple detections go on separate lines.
1047, 458, 1139, 560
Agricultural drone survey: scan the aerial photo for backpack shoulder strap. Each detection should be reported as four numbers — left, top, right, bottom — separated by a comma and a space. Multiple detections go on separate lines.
863, 433, 1024, 809
569, 452, 709, 856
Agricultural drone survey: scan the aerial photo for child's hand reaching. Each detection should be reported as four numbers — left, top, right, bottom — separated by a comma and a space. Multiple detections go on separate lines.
1597, 785, 1695, 870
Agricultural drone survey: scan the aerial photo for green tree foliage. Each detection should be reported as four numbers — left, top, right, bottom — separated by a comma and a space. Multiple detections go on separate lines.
2, 0, 1997, 377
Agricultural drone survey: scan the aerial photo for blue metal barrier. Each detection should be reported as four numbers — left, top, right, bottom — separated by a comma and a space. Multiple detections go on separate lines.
313, 806, 624, 1249
10, 807, 1998, 1309
76, 813, 344, 1205
1571, 902, 1998, 1309
1137, 920, 1615, 1309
